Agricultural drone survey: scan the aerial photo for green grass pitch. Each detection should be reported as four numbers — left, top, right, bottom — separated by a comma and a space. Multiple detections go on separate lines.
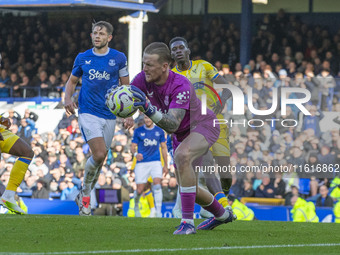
1, 215, 340, 255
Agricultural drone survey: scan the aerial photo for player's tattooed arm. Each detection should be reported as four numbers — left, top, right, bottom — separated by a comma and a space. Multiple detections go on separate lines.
157, 108, 186, 134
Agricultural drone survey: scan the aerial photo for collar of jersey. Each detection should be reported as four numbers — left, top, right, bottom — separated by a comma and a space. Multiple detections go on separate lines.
92, 48, 110, 56
144, 125, 155, 131
176, 60, 192, 72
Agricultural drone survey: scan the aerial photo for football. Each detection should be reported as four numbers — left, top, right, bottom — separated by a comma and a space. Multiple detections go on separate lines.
105, 85, 139, 118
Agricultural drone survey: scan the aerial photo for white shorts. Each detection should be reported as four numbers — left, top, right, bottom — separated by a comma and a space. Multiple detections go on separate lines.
78, 113, 116, 150
134, 161, 163, 184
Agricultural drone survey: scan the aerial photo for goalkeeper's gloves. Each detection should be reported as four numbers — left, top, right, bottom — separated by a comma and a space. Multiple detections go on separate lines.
130, 85, 162, 123
212, 88, 232, 114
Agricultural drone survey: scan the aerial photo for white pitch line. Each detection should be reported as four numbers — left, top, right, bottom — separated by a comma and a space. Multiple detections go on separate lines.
1, 243, 340, 255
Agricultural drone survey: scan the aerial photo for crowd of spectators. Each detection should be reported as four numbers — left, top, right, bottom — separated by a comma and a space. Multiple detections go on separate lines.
0, 10, 340, 100
0, 10, 340, 213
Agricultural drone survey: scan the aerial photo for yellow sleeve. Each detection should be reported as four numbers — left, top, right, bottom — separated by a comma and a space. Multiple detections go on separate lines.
201, 60, 219, 81
131, 157, 137, 170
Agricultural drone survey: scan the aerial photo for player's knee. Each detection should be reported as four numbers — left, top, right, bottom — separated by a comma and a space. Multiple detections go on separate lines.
174, 150, 190, 168
92, 151, 107, 163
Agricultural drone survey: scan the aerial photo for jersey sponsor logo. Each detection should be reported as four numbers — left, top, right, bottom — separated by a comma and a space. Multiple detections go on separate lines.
144, 138, 157, 146
140, 133, 145, 136
192, 69, 197, 73
109, 59, 115, 66
193, 82, 205, 90
176, 91, 189, 105
89, 69, 110, 80
85, 60, 91, 65
147, 91, 154, 98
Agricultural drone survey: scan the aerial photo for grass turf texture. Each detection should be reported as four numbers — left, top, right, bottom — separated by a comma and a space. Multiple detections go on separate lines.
0, 215, 339, 255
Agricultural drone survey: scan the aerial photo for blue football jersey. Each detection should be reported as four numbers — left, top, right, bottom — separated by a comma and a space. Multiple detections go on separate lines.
72, 48, 128, 119
132, 125, 166, 163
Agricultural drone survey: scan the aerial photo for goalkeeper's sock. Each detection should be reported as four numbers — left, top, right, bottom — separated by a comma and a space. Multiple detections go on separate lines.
144, 189, 155, 209
180, 186, 196, 224
83, 156, 100, 196
214, 192, 229, 208
202, 197, 229, 221
6, 157, 32, 193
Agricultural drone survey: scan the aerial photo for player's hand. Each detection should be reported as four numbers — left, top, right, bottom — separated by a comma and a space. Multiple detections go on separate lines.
124, 117, 134, 130
0, 117, 11, 129
163, 166, 168, 176
211, 103, 223, 114
136, 153, 143, 161
130, 86, 157, 117
64, 98, 78, 115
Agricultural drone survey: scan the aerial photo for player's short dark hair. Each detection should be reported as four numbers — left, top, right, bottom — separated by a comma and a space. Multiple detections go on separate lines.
92, 21, 114, 35
144, 42, 172, 64
169, 37, 188, 49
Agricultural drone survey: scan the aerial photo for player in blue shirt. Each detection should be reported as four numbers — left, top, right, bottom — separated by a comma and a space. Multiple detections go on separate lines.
131, 114, 168, 217
64, 21, 133, 216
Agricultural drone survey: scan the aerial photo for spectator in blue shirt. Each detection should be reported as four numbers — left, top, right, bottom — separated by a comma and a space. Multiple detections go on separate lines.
18, 118, 35, 144
255, 174, 275, 198
60, 178, 78, 200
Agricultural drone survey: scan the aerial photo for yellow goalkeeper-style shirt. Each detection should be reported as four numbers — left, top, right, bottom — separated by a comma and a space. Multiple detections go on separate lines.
172, 60, 221, 117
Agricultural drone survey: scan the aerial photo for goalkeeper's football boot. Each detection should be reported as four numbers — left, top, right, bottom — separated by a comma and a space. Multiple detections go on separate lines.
197, 208, 234, 230
200, 205, 237, 220
173, 221, 196, 235
0, 197, 26, 214
224, 205, 237, 221
75, 191, 91, 216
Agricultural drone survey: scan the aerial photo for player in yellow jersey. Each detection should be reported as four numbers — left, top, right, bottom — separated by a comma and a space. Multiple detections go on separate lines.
0, 115, 34, 214
169, 37, 234, 218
